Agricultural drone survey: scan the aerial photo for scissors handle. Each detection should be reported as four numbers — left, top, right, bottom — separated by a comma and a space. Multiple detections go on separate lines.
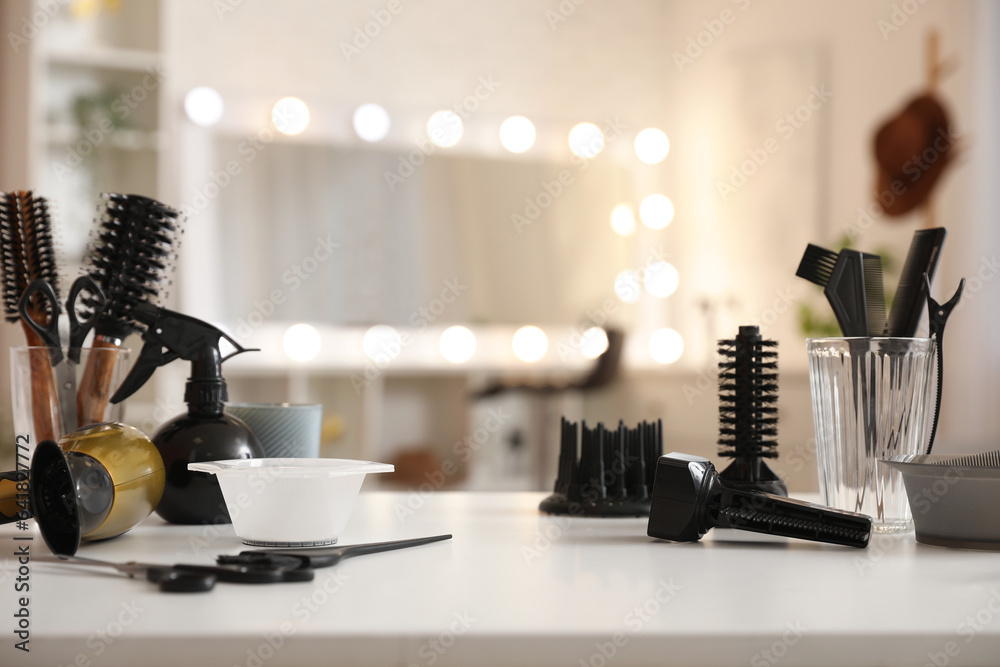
67, 275, 107, 364
164, 562, 313, 585
146, 567, 217, 593
18, 279, 63, 365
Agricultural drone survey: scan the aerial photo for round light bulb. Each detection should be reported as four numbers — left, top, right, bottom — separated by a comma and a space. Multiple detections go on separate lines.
272, 97, 310, 135
610, 204, 636, 237
512, 326, 548, 362
184, 87, 224, 127
568, 122, 604, 158
363, 325, 402, 362
639, 194, 675, 229
634, 128, 670, 164
353, 103, 390, 142
614, 269, 641, 304
644, 261, 679, 298
283, 323, 321, 362
439, 326, 476, 363
580, 327, 609, 359
499, 116, 536, 153
427, 110, 463, 147
649, 328, 684, 364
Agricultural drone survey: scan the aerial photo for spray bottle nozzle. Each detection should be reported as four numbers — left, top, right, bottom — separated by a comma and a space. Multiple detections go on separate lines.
110, 303, 257, 407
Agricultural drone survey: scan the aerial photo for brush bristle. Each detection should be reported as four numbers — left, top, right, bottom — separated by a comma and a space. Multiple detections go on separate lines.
795, 244, 839, 287
84, 193, 182, 338
0, 191, 60, 323
718, 325, 779, 459
862, 252, 886, 336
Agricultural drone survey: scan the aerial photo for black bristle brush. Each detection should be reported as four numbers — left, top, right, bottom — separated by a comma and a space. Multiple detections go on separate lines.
539, 417, 662, 517
717, 325, 786, 496
0, 191, 62, 441
76, 193, 181, 426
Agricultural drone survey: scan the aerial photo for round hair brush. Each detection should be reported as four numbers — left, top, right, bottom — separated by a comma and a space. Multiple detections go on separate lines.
76, 193, 181, 426
0, 191, 62, 441
717, 325, 787, 496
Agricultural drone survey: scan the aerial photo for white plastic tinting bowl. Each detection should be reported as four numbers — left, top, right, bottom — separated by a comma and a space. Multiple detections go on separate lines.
188, 459, 394, 547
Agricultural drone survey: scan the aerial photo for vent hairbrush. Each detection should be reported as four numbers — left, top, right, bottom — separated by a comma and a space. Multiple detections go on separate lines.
539, 417, 662, 517
0, 191, 62, 442
717, 325, 786, 496
76, 193, 181, 426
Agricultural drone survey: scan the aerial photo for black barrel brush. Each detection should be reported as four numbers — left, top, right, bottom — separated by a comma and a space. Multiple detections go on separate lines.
717, 325, 787, 496
76, 193, 181, 426
0, 191, 62, 441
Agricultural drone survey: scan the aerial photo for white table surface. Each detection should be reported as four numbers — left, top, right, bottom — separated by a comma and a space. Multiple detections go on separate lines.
2, 491, 1000, 667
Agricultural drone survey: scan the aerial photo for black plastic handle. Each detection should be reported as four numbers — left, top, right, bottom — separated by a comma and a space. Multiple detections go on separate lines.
66, 275, 107, 363
17, 279, 62, 365
147, 567, 216, 593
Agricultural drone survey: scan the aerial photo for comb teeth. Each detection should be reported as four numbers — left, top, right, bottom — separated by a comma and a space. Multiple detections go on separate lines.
795, 244, 839, 287
0, 191, 60, 322
717, 326, 779, 460
862, 253, 886, 336
932, 451, 1000, 468
84, 193, 182, 337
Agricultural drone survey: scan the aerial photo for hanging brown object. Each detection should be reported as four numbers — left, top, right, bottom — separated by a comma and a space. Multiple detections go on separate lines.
872, 93, 955, 218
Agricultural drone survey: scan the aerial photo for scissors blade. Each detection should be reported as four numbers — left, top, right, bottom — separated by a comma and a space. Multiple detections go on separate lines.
222, 534, 453, 569
55, 362, 78, 435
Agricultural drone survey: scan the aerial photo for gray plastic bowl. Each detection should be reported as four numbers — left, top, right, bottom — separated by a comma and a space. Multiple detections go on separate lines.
881, 455, 1000, 550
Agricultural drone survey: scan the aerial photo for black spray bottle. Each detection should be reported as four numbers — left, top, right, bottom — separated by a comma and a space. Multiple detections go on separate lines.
110, 303, 262, 524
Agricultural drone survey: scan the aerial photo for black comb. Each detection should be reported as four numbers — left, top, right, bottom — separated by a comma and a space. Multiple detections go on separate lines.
862, 253, 886, 336
884, 228, 947, 336
539, 417, 662, 517
717, 325, 786, 496
84, 193, 181, 339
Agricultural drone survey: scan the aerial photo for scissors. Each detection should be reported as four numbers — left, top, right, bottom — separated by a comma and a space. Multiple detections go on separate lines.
35, 553, 314, 593
216, 534, 453, 570
17, 276, 107, 434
